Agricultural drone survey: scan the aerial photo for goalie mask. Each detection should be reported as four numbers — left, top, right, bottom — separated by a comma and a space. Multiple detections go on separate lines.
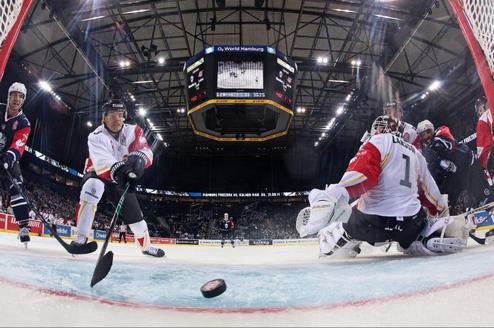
370, 115, 401, 137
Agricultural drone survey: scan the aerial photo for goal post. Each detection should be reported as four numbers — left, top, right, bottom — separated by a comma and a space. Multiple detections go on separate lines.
449, 0, 494, 116
0, 0, 33, 82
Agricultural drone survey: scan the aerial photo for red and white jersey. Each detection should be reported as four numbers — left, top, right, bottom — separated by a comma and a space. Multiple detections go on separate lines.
339, 133, 446, 217
476, 110, 493, 170
84, 123, 153, 182
401, 122, 421, 149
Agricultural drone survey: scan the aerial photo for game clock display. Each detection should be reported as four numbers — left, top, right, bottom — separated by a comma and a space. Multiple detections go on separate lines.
185, 46, 297, 111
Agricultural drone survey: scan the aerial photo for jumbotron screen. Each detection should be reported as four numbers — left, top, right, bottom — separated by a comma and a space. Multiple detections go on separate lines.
217, 60, 264, 89
184, 46, 297, 110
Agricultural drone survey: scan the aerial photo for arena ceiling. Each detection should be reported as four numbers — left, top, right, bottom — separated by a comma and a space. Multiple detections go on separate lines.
7, 0, 483, 156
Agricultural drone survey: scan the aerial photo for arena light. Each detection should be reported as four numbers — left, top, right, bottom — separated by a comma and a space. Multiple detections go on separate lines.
428, 80, 441, 91
138, 107, 146, 116
374, 14, 402, 21
122, 9, 150, 15
80, 15, 105, 22
336, 106, 344, 116
157, 133, 163, 141
86, 121, 93, 127
38, 80, 52, 92
314, 141, 319, 147
345, 94, 352, 101
132, 80, 153, 84
317, 56, 328, 64
157, 57, 165, 64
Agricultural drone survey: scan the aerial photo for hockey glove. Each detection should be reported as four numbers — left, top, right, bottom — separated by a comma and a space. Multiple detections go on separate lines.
0, 151, 16, 170
110, 161, 138, 185
126, 151, 146, 180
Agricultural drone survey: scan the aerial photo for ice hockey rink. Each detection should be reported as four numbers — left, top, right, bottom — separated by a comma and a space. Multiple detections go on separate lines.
0, 231, 494, 327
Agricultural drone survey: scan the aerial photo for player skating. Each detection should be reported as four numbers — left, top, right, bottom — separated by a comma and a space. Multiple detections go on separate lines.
72, 99, 164, 257
297, 115, 470, 258
0, 83, 32, 246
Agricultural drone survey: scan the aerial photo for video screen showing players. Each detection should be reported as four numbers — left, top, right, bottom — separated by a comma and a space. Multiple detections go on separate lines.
217, 61, 264, 89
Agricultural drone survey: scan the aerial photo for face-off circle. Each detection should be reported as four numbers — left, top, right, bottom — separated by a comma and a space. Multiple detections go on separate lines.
200, 278, 227, 298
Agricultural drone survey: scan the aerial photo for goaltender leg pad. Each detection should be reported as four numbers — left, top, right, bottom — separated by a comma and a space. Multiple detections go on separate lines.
296, 201, 351, 238
318, 222, 361, 258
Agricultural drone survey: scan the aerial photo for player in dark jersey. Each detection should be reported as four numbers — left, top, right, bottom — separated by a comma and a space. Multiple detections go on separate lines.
0, 82, 32, 245
219, 213, 235, 248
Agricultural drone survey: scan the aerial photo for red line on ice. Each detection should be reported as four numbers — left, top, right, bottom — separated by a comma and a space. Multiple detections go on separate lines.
1, 272, 494, 314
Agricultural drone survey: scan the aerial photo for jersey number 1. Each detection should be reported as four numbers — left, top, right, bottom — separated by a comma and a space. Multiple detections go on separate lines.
400, 154, 412, 188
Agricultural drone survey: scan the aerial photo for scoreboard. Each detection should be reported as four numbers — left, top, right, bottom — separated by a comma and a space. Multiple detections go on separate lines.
184, 46, 297, 142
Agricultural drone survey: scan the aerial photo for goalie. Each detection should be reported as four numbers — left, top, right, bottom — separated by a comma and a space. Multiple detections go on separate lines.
297, 115, 468, 258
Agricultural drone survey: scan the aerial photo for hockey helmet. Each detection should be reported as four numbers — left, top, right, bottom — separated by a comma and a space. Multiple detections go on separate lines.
417, 120, 434, 134
102, 99, 127, 118
8, 82, 27, 98
475, 96, 489, 118
7, 82, 27, 110
370, 115, 401, 137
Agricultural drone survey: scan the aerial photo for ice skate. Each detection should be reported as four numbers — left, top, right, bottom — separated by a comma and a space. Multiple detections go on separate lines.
142, 246, 165, 258
18, 227, 30, 248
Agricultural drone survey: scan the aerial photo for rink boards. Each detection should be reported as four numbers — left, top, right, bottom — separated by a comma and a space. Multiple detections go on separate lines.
0, 212, 318, 246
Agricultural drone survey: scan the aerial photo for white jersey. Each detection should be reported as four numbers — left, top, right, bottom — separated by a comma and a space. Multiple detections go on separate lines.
85, 123, 153, 182
340, 133, 445, 217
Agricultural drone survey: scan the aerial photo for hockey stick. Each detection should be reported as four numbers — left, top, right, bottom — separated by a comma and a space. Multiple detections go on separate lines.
4, 169, 98, 254
90, 180, 131, 287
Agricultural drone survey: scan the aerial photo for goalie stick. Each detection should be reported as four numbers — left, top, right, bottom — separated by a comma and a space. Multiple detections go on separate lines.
90, 180, 131, 287
5, 169, 98, 255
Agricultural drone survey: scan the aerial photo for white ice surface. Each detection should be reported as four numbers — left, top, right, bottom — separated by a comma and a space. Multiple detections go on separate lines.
0, 231, 493, 327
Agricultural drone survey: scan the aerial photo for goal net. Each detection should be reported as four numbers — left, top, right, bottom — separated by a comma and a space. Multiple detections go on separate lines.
450, 0, 494, 113
0, 0, 33, 81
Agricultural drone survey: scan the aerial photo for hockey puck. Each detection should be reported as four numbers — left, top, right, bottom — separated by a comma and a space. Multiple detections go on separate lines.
200, 279, 227, 298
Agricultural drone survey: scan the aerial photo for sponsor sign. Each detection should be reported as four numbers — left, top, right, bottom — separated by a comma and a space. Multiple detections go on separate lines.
176, 238, 199, 245
110, 233, 136, 243
249, 239, 273, 246
472, 210, 494, 231
94, 229, 107, 240
0, 213, 7, 230
272, 238, 318, 246
150, 237, 176, 245
43, 224, 71, 237
198, 239, 250, 246
198, 239, 223, 246
7, 216, 43, 234
56, 225, 71, 237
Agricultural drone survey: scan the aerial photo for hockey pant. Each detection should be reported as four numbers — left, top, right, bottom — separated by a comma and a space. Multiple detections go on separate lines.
1, 164, 29, 229
74, 172, 153, 251
343, 207, 427, 250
